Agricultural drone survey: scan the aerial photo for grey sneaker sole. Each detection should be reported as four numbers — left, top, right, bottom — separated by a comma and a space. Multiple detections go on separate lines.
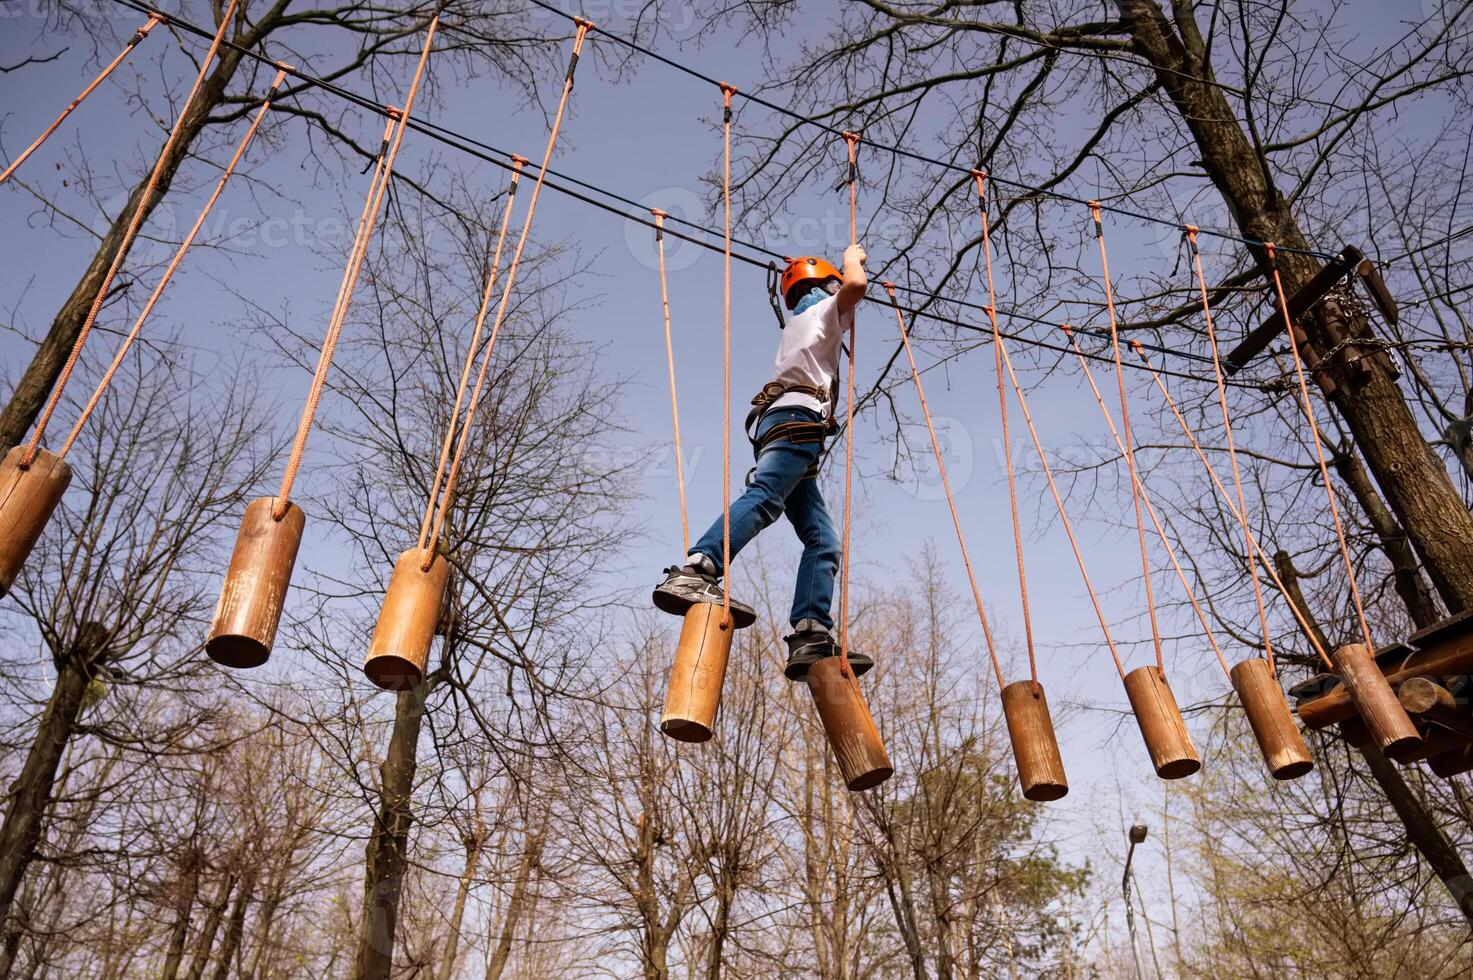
785, 646, 873, 681
652, 572, 757, 628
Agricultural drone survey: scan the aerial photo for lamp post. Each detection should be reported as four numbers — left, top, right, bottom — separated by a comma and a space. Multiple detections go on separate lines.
1123, 823, 1148, 979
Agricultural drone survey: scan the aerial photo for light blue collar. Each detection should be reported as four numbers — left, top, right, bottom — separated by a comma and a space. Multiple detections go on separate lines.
791, 286, 829, 317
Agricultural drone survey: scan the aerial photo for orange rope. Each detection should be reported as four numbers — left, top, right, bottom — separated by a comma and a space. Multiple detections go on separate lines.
1089, 203, 1166, 676
415, 156, 526, 552
838, 131, 861, 674
884, 283, 1005, 689
720, 82, 736, 626
996, 334, 1127, 678
0, 14, 163, 186
57, 67, 288, 460
1266, 243, 1376, 652
1187, 227, 1277, 673
274, 16, 439, 519
1129, 340, 1335, 670
421, 22, 592, 565
1061, 325, 1232, 679
652, 209, 690, 554
21, 0, 239, 469
974, 172, 1037, 687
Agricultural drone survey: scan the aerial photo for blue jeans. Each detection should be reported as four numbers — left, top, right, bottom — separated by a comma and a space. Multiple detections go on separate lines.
691, 406, 839, 629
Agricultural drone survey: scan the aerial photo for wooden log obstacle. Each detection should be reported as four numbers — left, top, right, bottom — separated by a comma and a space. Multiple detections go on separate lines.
206, 498, 305, 668
0, 446, 71, 598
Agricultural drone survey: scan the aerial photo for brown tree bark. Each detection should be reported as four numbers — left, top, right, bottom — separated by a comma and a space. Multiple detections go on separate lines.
1116, 0, 1473, 615
209, 869, 255, 980
353, 680, 430, 980
183, 873, 236, 980
1331, 447, 1443, 629
433, 824, 483, 980
0, 622, 107, 979
160, 853, 201, 980
484, 827, 544, 980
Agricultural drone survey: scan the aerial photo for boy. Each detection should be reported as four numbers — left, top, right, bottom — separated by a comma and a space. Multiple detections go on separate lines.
653, 244, 874, 680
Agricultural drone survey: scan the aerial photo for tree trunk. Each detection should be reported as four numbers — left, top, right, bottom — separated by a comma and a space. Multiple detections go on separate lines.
1115, 0, 1473, 615
160, 856, 201, 980
209, 870, 254, 980
1331, 447, 1442, 629
1277, 552, 1473, 925
484, 828, 544, 980
431, 827, 483, 980
353, 680, 430, 980
184, 873, 237, 980
0, 623, 107, 978
703, 870, 733, 980
0, 21, 251, 450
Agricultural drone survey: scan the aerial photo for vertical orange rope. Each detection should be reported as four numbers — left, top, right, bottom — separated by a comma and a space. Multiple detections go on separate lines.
974, 172, 1038, 687
719, 82, 736, 627
1130, 341, 1335, 670
884, 283, 1005, 689
652, 209, 690, 554
996, 334, 1127, 678
1061, 325, 1232, 679
1089, 203, 1166, 676
1266, 243, 1376, 652
21, 0, 239, 469
1187, 227, 1277, 673
274, 16, 439, 519
0, 14, 163, 186
421, 22, 592, 565
415, 156, 526, 552
838, 131, 861, 674
57, 67, 288, 460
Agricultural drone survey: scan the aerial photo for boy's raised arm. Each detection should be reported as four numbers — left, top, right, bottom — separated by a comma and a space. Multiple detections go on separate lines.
836, 243, 868, 316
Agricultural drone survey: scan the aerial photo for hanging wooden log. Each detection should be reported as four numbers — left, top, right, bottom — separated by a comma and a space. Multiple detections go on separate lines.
1230, 657, 1313, 780
363, 548, 450, 691
806, 656, 893, 791
1001, 680, 1068, 801
434, 567, 458, 638
206, 497, 305, 668
0, 446, 71, 597
1298, 637, 1473, 730
1330, 642, 1421, 759
1123, 665, 1201, 779
1397, 676, 1473, 737
660, 602, 733, 743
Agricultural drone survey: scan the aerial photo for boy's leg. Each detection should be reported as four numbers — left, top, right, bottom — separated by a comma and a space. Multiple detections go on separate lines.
781, 477, 873, 679
654, 434, 816, 624
688, 439, 813, 572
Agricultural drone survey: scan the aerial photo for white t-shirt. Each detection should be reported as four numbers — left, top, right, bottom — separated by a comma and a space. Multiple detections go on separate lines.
769, 294, 852, 418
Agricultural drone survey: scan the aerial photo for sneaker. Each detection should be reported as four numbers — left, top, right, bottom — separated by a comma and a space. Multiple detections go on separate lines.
651, 558, 756, 628
784, 622, 874, 681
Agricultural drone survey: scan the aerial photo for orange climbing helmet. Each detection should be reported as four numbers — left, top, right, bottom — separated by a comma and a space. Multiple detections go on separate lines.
780, 255, 841, 309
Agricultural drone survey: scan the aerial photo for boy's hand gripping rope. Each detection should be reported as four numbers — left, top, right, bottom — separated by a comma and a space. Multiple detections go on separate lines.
421, 22, 592, 568
57, 67, 289, 460
21, 0, 240, 470
1187, 226, 1277, 674
0, 13, 164, 186
884, 282, 1006, 690
975, 171, 1039, 690
1090, 202, 1166, 677
652, 209, 690, 554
